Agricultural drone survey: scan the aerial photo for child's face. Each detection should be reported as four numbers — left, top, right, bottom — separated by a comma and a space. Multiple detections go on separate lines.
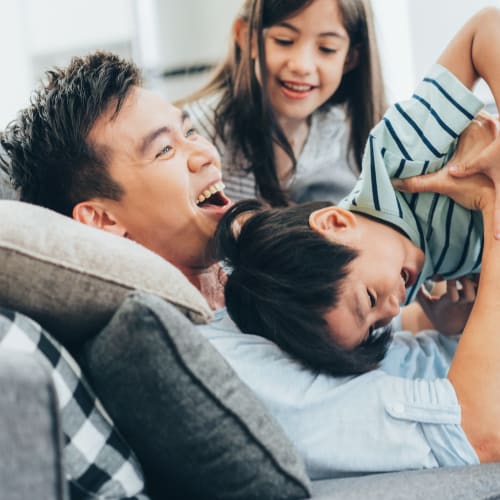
312, 208, 425, 350
259, 0, 353, 124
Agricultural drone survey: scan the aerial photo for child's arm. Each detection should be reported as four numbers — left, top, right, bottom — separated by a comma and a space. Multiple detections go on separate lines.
437, 7, 500, 237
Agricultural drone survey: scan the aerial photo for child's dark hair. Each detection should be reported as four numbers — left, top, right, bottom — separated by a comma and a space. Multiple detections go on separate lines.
215, 199, 392, 375
0, 52, 141, 216
182, 0, 386, 206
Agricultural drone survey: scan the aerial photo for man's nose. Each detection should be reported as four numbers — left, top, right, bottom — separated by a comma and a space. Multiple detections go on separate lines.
187, 142, 219, 173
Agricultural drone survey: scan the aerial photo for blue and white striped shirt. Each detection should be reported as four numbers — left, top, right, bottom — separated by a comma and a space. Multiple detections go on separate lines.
339, 64, 484, 302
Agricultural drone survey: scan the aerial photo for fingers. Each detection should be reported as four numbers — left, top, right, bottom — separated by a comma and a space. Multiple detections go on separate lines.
446, 279, 460, 303
448, 160, 485, 178
460, 277, 477, 302
392, 170, 446, 195
446, 276, 478, 303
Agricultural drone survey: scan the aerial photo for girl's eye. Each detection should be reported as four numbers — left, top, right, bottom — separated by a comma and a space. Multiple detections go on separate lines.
156, 145, 172, 158
186, 127, 197, 137
368, 290, 376, 308
319, 47, 337, 54
274, 37, 293, 46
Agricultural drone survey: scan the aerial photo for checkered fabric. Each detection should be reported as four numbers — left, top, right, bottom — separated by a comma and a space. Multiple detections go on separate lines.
0, 307, 150, 499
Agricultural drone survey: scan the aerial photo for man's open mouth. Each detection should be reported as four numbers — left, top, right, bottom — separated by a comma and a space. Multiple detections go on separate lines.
196, 181, 229, 208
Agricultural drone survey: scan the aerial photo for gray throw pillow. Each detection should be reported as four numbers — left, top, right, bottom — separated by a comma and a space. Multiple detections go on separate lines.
0, 200, 212, 349
83, 291, 311, 500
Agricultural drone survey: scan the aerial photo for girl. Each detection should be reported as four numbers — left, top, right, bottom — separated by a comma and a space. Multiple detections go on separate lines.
181, 0, 386, 206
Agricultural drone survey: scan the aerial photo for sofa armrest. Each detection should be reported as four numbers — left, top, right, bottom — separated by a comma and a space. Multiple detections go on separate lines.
0, 351, 67, 500
310, 463, 500, 499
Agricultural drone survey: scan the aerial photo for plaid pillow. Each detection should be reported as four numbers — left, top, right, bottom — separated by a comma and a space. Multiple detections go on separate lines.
0, 307, 149, 499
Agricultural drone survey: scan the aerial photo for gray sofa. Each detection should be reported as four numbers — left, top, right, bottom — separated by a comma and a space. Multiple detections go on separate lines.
3, 295, 500, 500
1, 172, 500, 498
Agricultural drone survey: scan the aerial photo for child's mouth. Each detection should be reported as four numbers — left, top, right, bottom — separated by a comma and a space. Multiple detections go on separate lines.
280, 80, 315, 99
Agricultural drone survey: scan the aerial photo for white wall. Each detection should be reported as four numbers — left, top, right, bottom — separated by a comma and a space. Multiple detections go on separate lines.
373, 0, 500, 104
0, 0, 136, 129
1, 0, 499, 129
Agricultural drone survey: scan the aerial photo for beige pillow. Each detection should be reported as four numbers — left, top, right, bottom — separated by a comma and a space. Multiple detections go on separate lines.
0, 200, 212, 347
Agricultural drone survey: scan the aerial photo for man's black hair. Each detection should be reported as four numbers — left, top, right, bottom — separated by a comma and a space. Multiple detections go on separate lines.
0, 51, 142, 216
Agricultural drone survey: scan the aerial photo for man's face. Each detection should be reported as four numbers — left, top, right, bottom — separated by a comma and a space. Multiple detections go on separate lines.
88, 86, 230, 269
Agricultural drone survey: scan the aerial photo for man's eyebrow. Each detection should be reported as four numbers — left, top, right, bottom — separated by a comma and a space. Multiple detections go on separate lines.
276, 21, 347, 39
138, 111, 190, 156
138, 126, 171, 156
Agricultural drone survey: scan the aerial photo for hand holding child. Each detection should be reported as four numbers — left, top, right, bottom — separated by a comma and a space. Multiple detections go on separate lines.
447, 112, 500, 237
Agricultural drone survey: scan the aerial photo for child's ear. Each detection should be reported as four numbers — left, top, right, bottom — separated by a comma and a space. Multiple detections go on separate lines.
309, 206, 357, 240
73, 200, 127, 237
233, 17, 257, 58
343, 45, 360, 74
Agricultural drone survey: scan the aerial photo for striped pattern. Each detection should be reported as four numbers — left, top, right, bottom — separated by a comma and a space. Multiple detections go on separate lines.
339, 64, 484, 303
183, 95, 358, 204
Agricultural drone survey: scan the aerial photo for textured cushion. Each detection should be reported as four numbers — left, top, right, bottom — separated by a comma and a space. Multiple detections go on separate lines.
84, 291, 311, 500
0, 351, 67, 500
0, 200, 212, 348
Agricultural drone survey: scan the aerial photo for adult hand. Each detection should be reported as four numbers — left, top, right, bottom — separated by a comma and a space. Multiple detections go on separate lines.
416, 276, 477, 335
447, 112, 500, 237
393, 112, 497, 214
392, 164, 494, 212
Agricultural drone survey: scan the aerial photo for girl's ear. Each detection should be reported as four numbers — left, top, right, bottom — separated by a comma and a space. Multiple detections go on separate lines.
73, 200, 127, 237
343, 45, 360, 74
233, 17, 257, 58
309, 206, 357, 241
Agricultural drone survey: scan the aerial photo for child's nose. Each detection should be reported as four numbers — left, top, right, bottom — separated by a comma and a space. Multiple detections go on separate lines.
379, 294, 401, 324
288, 45, 314, 75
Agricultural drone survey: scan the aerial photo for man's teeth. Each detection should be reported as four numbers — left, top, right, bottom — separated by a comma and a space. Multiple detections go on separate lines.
196, 181, 225, 204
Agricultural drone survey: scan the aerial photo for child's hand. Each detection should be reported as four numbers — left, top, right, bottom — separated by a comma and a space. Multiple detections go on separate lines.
416, 277, 477, 335
447, 112, 500, 238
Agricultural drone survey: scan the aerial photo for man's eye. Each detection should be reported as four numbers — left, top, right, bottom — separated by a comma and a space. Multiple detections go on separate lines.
156, 145, 172, 158
368, 290, 376, 308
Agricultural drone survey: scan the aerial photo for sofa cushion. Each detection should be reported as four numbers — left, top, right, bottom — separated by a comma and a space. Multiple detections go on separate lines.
0, 200, 212, 349
84, 291, 311, 500
0, 307, 148, 498
0, 350, 67, 500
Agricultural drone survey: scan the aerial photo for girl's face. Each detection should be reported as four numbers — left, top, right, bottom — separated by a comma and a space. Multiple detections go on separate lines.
259, 0, 353, 125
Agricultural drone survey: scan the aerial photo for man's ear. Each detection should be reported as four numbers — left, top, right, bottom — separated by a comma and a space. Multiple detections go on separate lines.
309, 206, 357, 241
233, 17, 257, 58
73, 201, 127, 237
343, 45, 360, 74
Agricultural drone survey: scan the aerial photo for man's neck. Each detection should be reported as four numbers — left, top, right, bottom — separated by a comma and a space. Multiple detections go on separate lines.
181, 262, 226, 311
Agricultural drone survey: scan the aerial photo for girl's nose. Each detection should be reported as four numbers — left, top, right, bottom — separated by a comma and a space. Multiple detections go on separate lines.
288, 45, 314, 75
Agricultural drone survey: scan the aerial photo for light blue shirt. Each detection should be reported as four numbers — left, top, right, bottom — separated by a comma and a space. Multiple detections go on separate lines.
198, 309, 478, 480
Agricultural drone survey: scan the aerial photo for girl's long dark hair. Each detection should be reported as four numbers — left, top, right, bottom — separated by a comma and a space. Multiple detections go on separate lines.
182, 0, 386, 206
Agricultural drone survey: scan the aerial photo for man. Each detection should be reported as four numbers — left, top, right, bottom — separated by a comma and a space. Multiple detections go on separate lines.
2, 34, 500, 480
